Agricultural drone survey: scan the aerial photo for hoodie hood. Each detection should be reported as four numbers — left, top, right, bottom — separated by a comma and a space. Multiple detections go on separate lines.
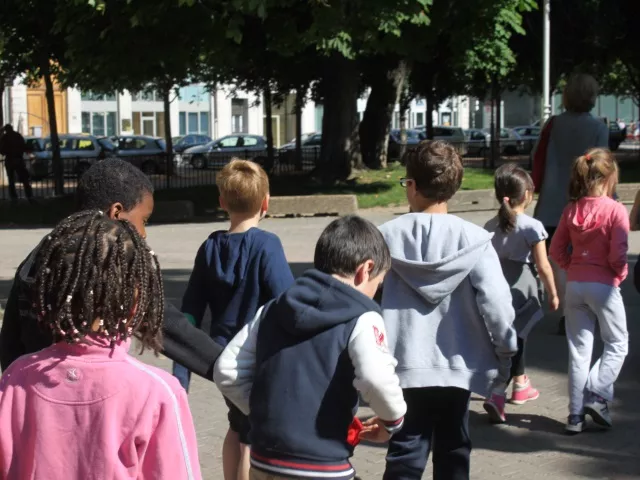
269, 269, 380, 336
379, 213, 493, 304
564, 197, 611, 235
205, 228, 262, 290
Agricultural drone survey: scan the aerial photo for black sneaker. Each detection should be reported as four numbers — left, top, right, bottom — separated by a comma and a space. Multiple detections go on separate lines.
557, 316, 566, 336
565, 414, 586, 434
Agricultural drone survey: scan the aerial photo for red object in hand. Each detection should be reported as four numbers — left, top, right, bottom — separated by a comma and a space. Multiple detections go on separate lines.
346, 417, 363, 447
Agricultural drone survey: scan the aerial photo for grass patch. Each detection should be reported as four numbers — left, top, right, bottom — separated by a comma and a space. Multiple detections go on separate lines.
156, 163, 496, 212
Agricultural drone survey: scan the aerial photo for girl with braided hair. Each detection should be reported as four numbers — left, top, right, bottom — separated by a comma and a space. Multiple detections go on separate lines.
0, 210, 202, 480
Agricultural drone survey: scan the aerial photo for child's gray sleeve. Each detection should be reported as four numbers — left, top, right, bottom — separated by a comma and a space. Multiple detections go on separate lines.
468, 243, 518, 383
213, 307, 264, 415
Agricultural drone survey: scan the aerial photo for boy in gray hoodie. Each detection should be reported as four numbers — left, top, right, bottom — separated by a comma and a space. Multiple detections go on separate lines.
379, 140, 517, 480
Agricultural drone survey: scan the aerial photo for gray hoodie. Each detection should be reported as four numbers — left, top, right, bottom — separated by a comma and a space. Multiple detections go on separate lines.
379, 213, 517, 397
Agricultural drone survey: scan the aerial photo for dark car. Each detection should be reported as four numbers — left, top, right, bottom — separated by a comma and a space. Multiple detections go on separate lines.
602, 119, 625, 151
110, 135, 168, 174
29, 134, 117, 179
388, 129, 422, 159
182, 134, 267, 170
172, 134, 212, 153
278, 133, 322, 165
512, 126, 540, 153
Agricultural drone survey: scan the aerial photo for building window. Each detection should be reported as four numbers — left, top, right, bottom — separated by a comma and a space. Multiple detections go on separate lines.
416, 112, 425, 127
179, 112, 187, 135
232, 115, 243, 133
81, 111, 117, 136
200, 112, 209, 134
92, 113, 106, 136
81, 112, 91, 133
231, 98, 248, 134
188, 112, 198, 133
179, 85, 210, 104
81, 91, 116, 101
179, 111, 210, 135
133, 90, 159, 102
106, 112, 117, 136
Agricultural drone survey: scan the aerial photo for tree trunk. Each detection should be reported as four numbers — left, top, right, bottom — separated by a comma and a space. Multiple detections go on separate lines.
359, 58, 409, 169
42, 61, 63, 196
425, 93, 435, 140
163, 88, 174, 187
319, 55, 361, 181
263, 85, 275, 173
496, 88, 502, 166
295, 86, 306, 171
0, 80, 4, 127
398, 87, 412, 160
489, 78, 498, 169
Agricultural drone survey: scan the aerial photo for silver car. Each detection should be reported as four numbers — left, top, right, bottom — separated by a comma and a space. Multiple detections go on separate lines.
465, 128, 524, 157
29, 134, 117, 179
182, 134, 267, 170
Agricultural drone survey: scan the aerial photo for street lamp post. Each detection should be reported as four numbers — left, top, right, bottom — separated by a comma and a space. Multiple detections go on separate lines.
542, 0, 551, 122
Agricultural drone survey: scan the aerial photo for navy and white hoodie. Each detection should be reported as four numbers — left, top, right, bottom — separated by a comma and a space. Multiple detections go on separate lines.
214, 270, 406, 480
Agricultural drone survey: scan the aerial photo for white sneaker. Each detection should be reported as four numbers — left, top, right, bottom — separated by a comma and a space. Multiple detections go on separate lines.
584, 396, 612, 428
565, 414, 586, 434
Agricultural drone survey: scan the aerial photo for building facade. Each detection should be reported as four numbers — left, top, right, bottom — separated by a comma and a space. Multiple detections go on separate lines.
2, 79, 264, 141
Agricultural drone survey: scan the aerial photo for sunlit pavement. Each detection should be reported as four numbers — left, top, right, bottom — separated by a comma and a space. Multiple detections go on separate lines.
1, 208, 640, 479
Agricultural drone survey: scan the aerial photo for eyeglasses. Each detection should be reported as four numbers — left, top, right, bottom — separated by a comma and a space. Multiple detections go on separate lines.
399, 177, 413, 188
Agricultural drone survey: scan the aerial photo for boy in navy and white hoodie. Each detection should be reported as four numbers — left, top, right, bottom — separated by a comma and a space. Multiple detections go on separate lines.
215, 215, 407, 480
379, 141, 517, 480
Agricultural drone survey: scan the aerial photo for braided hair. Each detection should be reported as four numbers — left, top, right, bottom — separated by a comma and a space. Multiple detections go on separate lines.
34, 210, 164, 353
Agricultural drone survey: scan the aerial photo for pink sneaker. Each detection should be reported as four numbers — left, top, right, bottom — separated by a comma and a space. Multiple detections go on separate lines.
483, 393, 506, 423
510, 377, 540, 405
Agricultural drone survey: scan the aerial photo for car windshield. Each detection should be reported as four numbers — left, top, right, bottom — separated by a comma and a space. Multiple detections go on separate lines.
157, 139, 167, 150
172, 136, 184, 143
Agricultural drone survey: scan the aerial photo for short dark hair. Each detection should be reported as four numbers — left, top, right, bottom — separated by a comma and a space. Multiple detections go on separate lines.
76, 158, 154, 212
405, 140, 463, 202
314, 215, 391, 278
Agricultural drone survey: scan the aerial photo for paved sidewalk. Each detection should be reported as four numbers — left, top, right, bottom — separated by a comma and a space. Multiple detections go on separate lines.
1, 210, 640, 479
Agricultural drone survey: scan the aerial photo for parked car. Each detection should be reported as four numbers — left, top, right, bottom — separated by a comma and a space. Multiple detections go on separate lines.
600, 118, 625, 151
28, 134, 117, 179
511, 126, 540, 153
415, 126, 467, 155
278, 132, 322, 164
172, 134, 212, 153
464, 128, 524, 157
182, 134, 267, 170
388, 129, 422, 159
109, 135, 168, 174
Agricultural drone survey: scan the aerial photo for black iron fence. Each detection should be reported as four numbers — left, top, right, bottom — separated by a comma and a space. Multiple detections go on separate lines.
2, 139, 638, 201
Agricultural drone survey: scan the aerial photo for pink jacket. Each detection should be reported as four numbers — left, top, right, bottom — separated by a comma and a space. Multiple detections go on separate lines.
0, 337, 202, 480
550, 196, 629, 287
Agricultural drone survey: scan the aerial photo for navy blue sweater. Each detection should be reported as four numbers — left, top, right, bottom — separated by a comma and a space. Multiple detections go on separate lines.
181, 228, 294, 346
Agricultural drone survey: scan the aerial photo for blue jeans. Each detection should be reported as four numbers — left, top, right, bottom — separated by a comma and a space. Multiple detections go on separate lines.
172, 362, 192, 392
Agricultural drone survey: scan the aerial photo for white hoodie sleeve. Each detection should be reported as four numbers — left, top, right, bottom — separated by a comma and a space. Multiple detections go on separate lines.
213, 307, 265, 416
349, 311, 407, 432
468, 244, 518, 385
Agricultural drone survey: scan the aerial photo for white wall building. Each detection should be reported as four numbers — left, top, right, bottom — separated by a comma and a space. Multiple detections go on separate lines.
0, 81, 264, 140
